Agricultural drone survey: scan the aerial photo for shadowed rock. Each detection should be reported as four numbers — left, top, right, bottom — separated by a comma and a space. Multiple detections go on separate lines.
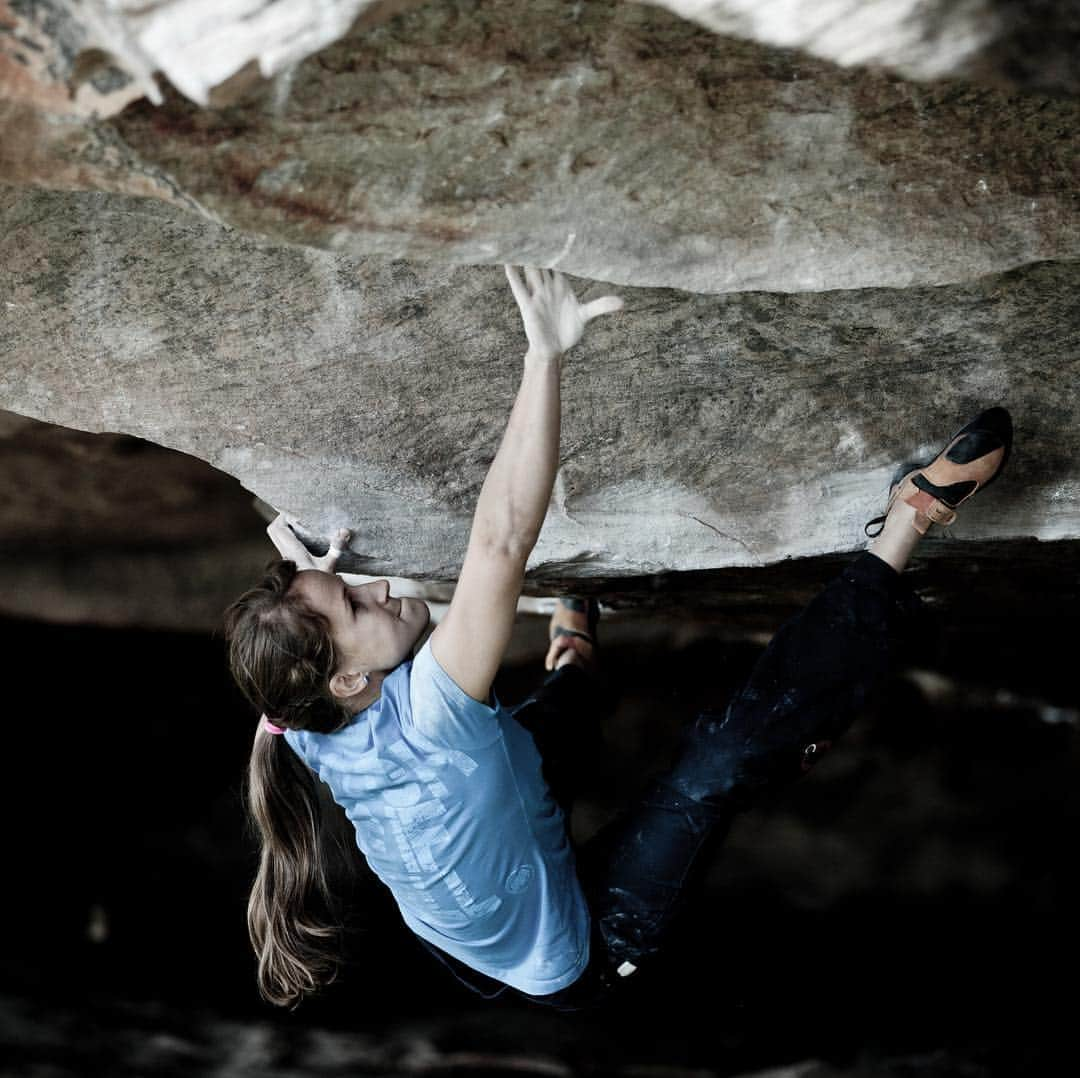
2, 187, 1076, 585
648, 0, 1080, 96
0, 411, 268, 629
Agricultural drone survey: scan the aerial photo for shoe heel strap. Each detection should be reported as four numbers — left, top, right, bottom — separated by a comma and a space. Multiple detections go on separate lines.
550, 626, 596, 646
904, 487, 957, 532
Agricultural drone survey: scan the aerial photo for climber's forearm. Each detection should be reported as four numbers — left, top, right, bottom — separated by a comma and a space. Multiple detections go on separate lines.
468, 348, 561, 565
429, 351, 559, 701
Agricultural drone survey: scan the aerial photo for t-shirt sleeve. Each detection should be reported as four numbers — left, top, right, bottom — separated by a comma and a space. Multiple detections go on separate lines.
407, 639, 504, 749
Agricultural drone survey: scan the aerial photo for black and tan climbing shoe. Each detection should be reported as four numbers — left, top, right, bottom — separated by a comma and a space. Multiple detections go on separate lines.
866, 406, 1013, 537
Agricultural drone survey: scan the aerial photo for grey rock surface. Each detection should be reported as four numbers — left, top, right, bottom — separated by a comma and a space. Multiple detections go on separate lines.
3, 0, 1078, 294
3, 187, 1076, 585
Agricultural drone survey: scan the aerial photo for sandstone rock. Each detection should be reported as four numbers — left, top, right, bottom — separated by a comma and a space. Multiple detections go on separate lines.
0, 0, 413, 117
4, 1, 1077, 294
0, 0, 158, 118
2, 187, 1076, 587
5, 1, 1077, 124
0, 98, 206, 213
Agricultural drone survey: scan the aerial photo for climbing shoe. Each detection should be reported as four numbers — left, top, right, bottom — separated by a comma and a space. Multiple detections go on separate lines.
865, 406, 1012, 537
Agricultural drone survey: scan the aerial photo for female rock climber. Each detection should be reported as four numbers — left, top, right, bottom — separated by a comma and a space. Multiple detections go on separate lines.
224, 265, 1012, 1010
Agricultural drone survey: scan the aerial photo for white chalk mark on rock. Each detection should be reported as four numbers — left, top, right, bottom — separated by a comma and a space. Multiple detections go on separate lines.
551, 468, 582, 526
547, 232, 577, 269
271, 64, 298, 115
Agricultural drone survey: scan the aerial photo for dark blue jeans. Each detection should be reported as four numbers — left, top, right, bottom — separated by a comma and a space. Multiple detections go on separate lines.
425, 553, 921, 1009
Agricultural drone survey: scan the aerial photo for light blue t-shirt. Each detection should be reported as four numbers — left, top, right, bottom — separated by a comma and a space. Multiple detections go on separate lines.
284, 640, 590, 996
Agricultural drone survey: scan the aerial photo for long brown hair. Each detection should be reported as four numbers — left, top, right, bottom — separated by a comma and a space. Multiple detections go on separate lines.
224, 560, 352, 1007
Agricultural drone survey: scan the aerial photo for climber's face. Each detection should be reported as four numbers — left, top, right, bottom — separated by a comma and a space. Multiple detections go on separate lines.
291, 570, 430, 679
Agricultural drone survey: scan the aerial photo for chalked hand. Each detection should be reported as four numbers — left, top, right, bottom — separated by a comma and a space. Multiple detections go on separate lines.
266, 513, 351, 573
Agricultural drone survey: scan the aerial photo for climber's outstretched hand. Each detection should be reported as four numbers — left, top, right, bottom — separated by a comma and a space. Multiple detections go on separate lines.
505, 266, 623, 362
428, 268, 620, 705
266, 513, 350, 574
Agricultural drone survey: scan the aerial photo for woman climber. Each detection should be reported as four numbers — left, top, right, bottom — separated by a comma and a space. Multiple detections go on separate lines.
224, 266, 1012, 1009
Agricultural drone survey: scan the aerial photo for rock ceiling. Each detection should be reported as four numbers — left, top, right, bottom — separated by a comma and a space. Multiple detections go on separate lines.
1, 0, 1077, 588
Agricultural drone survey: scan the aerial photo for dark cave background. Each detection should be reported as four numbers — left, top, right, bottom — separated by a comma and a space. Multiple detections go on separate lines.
1, 423, 1078, 1078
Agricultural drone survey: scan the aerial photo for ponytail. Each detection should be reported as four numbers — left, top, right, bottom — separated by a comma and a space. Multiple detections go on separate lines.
225, 560, 353, 1007
246, 723, 341, 1007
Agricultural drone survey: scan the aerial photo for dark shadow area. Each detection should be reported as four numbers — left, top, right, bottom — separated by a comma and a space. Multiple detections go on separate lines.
975, 0, 1080, 95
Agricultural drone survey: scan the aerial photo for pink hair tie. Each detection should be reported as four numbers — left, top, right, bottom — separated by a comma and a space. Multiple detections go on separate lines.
262, 715, 287, 736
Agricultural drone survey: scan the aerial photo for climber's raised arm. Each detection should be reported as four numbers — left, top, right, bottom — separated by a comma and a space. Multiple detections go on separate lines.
430, 267, 622, 703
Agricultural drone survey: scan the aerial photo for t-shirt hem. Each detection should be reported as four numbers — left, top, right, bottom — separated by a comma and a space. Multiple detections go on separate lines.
403, 912, 590, 997
512, 953, 590, 997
